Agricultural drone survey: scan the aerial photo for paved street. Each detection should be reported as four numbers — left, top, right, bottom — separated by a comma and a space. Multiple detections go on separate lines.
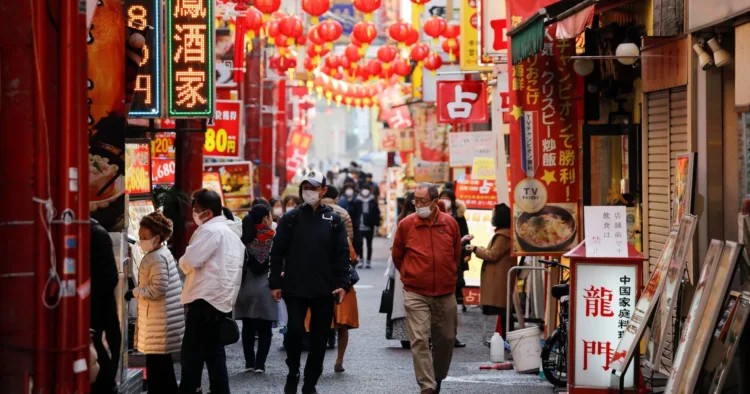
183, 236, 555, 393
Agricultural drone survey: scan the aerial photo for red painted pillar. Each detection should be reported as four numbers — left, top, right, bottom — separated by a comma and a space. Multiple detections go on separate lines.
174, 126, 205, 258
244, 44, 262, 197
274, 80, 287, 197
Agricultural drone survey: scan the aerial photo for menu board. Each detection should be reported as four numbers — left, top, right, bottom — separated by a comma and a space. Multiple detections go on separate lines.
455, 177, 497, 210
125, 142, 152, 195
204, 161, 254, 217
201, 171, 225, 206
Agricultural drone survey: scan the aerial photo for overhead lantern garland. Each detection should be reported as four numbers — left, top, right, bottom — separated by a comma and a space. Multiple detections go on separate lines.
279, 15, 304, 47
409, 0, 431, 22
423, 51, 443, 75
377, 44, 398, 69
410, 42, 430, 66
318, 19, 343, 49
442, 39, 460, 61
441, 24, 460, 61
301, 0, 330, 25
255, 0, 281, 21
392, 57, 411, 82
388, 20, 411, 49
353, 21, 378, 56
352, 0, 382, 22
405, 25, 420, 47
424, 16, 447, 45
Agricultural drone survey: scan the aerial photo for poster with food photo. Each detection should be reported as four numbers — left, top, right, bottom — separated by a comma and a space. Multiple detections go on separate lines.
671, 152, 696, 230
512, 203, 578, 254
204, 162, 254, 217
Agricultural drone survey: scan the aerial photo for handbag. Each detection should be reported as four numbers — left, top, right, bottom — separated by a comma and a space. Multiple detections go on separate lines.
379, 277, 395, 314
350, 265, 360, 286
219, 315, 240, 346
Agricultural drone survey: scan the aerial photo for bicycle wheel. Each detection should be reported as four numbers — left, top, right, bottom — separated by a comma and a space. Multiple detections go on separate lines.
541, 328, 568, 387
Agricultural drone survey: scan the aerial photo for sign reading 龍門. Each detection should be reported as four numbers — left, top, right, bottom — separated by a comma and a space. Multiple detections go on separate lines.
167, 0, 213, 117
128, 0, 161, 117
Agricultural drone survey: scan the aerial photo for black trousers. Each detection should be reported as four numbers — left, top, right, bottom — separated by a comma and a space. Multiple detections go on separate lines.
284, 296, 335, 387
179, 299, 229, 394
356, 228, 375, 262
91, 310, 121, 394
242, 318, 273, 368
146, 354, 178, 394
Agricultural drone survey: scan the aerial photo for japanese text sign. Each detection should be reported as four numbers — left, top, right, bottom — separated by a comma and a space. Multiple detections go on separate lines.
507, 0, 583, 256
204, 100, 242, 159
414, 161, 449, 183
167, 0, 213, 117
379, 128, 415, 152
460, 0, 493, 71
151, 132, 175, 185
448, 131, 496, 167
128, 0, 162, 117
471, 157, 495, 180
382, 106, 414, 129
286, 128, 313, 182
574, 263, 636, 388
151, 132, 176, 159
125, 142, 152, 195
455, 177, 497, 210
584, 206, 628, 258
437, 81, 488, 124
480, 0, 508, 58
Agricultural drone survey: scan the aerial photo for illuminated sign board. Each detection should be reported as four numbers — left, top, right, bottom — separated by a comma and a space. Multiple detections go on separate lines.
127, 0, 162, 117
167, 0, 214, 117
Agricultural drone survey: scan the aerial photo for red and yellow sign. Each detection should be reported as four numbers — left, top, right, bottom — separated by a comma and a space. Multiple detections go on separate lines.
460, 0, 493, 71
151, 132, 176, 185
286, 128, 313, 182
125, 142, 152, 195
379, 128, 415, 152
455, 177, 497, 210
204, 100, 242, 159
507, 0, 582, 256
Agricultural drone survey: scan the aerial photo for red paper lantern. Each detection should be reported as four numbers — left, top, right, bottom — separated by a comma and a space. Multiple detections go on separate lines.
392, 57, 411, 80
318, 19, 343, 48
352, 0, 382, 21
255, 0, 280, 18
424, 16, 447, 44
308, 25, 326, 47
410, 43, 430, 63
388, 20, 411, 49
442, 39, 460, 61
279, 15, 304, 46
405, 26, 420, 47
367, 59, 383, 79
301, 0, 330, 24
377, 44, 398, 65
442, 24, 460, 40
423, 52, 443, 74
265, 18, 280, 45
324, 54, 341, 70
350, 35, 363, 47
409, 0, 430, 17
355, 66, 371, 82
304, 56, 316, 72
296, 35, 308, 46
245, 7, 264, 35
353, 22, 377, 46
338, 55, 352, 71
306, 44, 329, 60
345, 44, 362, 64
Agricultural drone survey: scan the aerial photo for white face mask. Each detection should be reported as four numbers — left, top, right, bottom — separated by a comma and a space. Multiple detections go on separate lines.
139, 236, 159, 253
345, 189, 354, 197
442, 199, 452, 210
273, 207, 283, 217
416, 206, 433, 219
361, 189, 371, 197
193, 210, 209, 226
302, 190, 321, 205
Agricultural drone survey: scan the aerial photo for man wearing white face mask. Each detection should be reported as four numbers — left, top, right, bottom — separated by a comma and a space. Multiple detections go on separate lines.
178, 189, 244, 394
354, 185, 380, 269
392, 182, 462, 394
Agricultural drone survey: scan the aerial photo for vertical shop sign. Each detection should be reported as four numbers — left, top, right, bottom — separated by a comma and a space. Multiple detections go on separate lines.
460, 0, 493, 71
125, 142, 152, 195
436, 81, 489, 124
167, 0, 214, 117
151, 132, 176, 185
507, 0, 582, 255
204, 100, 242, 159
286, 128, 313, 182
127, 0, 162, 117
481, 0, 508, 58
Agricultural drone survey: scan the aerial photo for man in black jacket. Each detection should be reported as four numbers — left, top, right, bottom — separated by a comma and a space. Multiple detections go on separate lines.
270, 171, 351, 394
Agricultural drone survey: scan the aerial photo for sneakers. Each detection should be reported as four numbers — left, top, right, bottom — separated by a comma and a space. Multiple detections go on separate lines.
284, 372, 300, 394
254, 366, 265, 374
365, 261, 371, 269
243, 363, 254, 372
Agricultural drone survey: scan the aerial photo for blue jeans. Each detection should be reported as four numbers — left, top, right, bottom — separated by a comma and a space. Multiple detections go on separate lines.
179, 299, 229, 394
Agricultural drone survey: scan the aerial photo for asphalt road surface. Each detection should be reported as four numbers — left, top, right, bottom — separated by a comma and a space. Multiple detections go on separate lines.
180, 236, 555, 394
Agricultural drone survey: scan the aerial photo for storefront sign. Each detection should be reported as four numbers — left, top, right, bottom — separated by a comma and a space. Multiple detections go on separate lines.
471, 157, 495, 180
584, 206, 628, 258
379, 128, 415, 152
455, 177, 497, 209
459, 0, 493, 71
203, 162, 254, 217
448, 131, 496, 167
204, 100, 242, 159
574, 263, 637, 388
414, 161, 449, 183
480, 0, 508, 58
201, 171, 225, 205
151, 158, 176, 185
379, 86, 413, 129
508, 0, 582, 255
167, 0, 213, 117
414, 105, 449, 162
125, 142, 152, 195
127, 0, 162, 117
286, 128, 313, 182
437, 81, 488, 124
151, 132, 176, 159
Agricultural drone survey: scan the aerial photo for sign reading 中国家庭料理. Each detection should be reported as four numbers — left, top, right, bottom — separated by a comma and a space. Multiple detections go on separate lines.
167, 0, 213, 117
128, 0, 162, 117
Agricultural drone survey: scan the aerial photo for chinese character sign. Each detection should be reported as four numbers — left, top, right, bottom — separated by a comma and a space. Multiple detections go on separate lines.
460, 0, 493, 71
204, 100, 242, 159
574, 264, 637, 388
128, 0, 162, 117
286, 128, 313, 182
455, 177, 497, 210
125, 143, 152, 195
481, 0, 508, 58
584, 206, 628, 257
167, 0, 213, 117
437, 81, 489, 124
378, 128, 415, 153
448, 131, 496, 167
151, 132, 176, 185
507, 0, 582, 256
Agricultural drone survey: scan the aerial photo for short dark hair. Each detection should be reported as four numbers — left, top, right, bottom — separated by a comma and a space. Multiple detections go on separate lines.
325, 185, 340, 199
417, 182, 439, 200
439, 189, 456, 203
192, 189, 223, 216
253, 197, 271, 208
492, 203, 511, 229
282, 195, 302, 208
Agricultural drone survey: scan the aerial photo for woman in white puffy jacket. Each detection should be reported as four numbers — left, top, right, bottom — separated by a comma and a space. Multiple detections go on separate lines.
126, 211, 185, 394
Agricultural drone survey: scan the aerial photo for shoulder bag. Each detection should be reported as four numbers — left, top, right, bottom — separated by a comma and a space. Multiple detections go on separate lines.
379, 277, 394, 314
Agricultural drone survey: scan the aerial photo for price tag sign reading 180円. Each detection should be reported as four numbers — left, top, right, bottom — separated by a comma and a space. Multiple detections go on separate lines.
167, 0, 213, 117
204, 100, 242, 159
584, 206, 628, 258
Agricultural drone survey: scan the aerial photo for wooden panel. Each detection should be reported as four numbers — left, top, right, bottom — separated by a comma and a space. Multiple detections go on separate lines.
642, 36, 689, 92
736, 22, 750, 106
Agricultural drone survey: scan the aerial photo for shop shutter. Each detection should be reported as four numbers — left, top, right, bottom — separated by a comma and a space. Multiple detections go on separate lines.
643, 86, 688, 373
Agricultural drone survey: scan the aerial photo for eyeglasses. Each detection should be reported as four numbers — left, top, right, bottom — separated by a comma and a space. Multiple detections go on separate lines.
412, 198, 435, 208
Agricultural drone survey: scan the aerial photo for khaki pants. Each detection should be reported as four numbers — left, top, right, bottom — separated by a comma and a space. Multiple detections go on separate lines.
404, 290, 457, 391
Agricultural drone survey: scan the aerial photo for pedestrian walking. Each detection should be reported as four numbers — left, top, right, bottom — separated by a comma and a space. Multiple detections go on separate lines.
283, 195, 302, 213
383, 192, 416, 349
126, 212, 184, 393
439, 189, 469, 347
178, 189, 245, 394
90, 219, 122, 394
270, 171, 351, 394
354, 185, 380, 269
234, 204, 278, 374
392, 182, 463, 394
270, 197, 284, 222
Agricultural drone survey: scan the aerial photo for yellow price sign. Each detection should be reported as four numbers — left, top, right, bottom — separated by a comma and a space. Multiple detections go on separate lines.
471, 157, 496, 180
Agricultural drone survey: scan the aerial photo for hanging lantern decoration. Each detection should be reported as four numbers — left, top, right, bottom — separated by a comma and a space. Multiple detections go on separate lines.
377, 45, 398, 69
308, 25, 327, 58
350, 34, 363, 48
424, 16, 447, 45
409, 43, 430, 67
244, 7, 264, 51
324, 54, 341, 71
441, 38, 460, 61
409, 0, 431, 22
324, 78, 335, 105
318, 19, 343, 50
279, 15, 304, 47
296, 35, 307, 47
301, 0, 330, 25
352, 21, 378, 56
269, 53, 282, 70
352, 0, 382, 22
306, 43, 329, 65
274, 33, 291, 55
367, 59, 383, 80
442, 24, 460, 61
392, 57, 411, 82
345, 44, 362, 67
304, 57, 316, 93
405, 25, 420, 47
388, 20, 411, 49
338, 55, 352, 73
423, 51, 443, 75
265, 18, 280, 45
233, 0, 249, 10
255, 0, 281, 21
279, 52, 298, 78
355, 66, 371, 82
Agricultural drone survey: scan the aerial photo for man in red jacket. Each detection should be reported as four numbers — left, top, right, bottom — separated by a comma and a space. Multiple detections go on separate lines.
392, 182, 462, 394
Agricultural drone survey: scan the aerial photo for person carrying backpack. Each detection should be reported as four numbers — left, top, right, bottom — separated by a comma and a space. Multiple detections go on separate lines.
269, 171, 352, 394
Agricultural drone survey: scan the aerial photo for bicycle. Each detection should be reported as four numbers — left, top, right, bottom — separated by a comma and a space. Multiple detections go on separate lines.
539, 258, 570, 388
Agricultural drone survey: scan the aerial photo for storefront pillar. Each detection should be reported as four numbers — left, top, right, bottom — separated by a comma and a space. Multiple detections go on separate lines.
174, 130, 205, 258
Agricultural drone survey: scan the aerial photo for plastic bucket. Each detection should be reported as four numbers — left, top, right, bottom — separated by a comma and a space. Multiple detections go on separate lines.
506, 326, 542, 373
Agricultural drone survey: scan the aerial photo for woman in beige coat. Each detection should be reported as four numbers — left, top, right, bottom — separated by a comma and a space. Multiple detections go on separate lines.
125, 212, 185, 394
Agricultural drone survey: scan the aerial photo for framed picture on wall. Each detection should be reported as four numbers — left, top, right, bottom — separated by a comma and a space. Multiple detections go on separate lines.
671, 152, 696, 230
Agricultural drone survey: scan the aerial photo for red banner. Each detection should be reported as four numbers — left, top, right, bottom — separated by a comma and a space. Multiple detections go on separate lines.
125, 142, 152, 195
152, 158, 176, 185
455, 177, 498, 210
379, 85, 414, 129
436, 81, 489, 124
204, 100, 242, 159
286, 128, 313, 182
507, 0, 582, 256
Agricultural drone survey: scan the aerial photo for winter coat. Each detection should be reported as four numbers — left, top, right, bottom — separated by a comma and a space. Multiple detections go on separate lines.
354, 196, 381, 229
322, 197, 354, 240
133, 245, 185, 354
476, 228, 514, 309
90, 219, 119, 331
338, 196, 361, 230
234, 254, 278, 322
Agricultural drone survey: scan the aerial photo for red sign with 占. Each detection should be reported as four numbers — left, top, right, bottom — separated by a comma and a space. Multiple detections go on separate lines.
436, 81, 488, 124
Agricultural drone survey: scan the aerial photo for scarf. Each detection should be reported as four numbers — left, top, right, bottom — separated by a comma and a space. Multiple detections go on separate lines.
247, 225, 274, 263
